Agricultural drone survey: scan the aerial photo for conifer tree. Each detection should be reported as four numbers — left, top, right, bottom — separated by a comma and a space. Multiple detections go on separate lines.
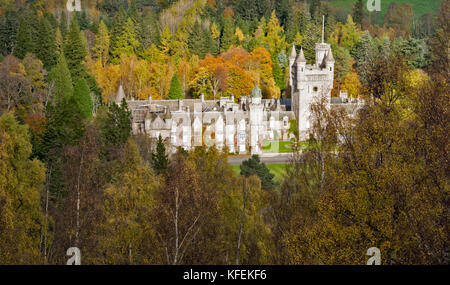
14, 15, 33, 59
168, 73, 184, 99
35, 18, 57, 70
109, 7, 127, 60
100, 98, 132, 146
110, 18, 140, 63
352, 0, 364, 27
220, 17, 236, 52
73, 78, 93, 119
151, 134, 169, 175
240, 155, 277, 190
63, 18, 87, 82
188, 21, 205, 57
93, 21, 110, 66
60, 11, 68, 38
48, 53, 73, 102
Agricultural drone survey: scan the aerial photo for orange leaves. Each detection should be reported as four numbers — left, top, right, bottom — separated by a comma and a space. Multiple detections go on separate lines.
191, 46, 280, 100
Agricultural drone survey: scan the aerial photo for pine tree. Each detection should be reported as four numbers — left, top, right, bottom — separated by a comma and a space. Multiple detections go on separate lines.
203, 25, 217, 56
168, 73, 184, 99
220, 17, 236, 52
14, 15, 33, 59
188, 21, 205, 57
302, 23, 321, 62
101, 98, 132, 146
64, 18, 87, 82
310, 0, 321, 20
352, 0, 364, 27
110, 18, 140, 63
272, 54, 284, 91
60, 11, 68, 38
0, 9, 19, 56
93, 21, 110, 66
48, 53, 73, 103
55, 27, 64, 56
109, 7, 127, 60
35, 18, 57, 70
151, 134, 169, 175
73, 78, 93, 119
240, 154, 277, 190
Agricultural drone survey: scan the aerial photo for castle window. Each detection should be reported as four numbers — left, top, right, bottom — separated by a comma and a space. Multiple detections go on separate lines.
330, 67, 332, 71
301, 68, 304, 72
313, 86, 318, 92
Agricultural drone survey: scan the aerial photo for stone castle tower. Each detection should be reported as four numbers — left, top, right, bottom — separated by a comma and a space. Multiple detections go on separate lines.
288, 24, 335, 140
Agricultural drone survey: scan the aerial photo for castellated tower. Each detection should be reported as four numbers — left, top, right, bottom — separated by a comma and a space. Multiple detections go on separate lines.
289, 40, 335, 140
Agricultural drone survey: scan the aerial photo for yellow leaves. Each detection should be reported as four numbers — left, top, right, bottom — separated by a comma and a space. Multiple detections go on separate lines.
235, 27, 245, 43
211, 22, 220, 40
89, 59, 120, 104
341, 71, 362, 98
294, 32, 302, 46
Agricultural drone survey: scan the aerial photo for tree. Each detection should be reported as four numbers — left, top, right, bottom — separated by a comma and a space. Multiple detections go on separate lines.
109, 7, 128, 59
240, 155, 277, 190
35, 17, 57, 70
99, 98, 132, 147
0, 112, 46, 264
151, 134, 169, 175
0, 9, 18, 56
221, 17, 236, 52
14, 14, 33, 59
427, 0, 450, 82
266, 10, 286, 56
98, 139, 160, 264
48, 53, 73, 103
110, 18, 140, 63
168, 73, 184, 99
0, 55, 31, 112
64, 19, 87, 82
352, 0, 364, 27
73, 78, 93, 119
93, 21, 110, 67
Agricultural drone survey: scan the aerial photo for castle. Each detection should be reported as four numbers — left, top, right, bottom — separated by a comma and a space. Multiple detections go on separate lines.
121, 38, 362, 154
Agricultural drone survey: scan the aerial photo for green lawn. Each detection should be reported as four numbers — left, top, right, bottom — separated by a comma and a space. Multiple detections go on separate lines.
329, 0, 441, 24
232, 164, 287, 182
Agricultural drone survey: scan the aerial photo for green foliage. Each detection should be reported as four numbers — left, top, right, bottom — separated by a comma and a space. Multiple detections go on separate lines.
73, 78, 93, 119
240, 155, 277, 190
0, 112, 46, 264
110, 18, 140, 63
63, 19, 87, 82
151, 135, 169, 175
220, 17, 236, 52
48, 53, 73, 102
14, 14, 34, 59
352, 0, 364, 27
168, 73, 184, 99
35, 17, 57, 70
100, 98, 132, 146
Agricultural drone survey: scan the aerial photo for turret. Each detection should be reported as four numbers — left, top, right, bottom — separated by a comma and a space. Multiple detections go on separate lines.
116, 84, 125, 106
289, 44, 297, 86
296, 47, 307, 78
325, 48, 335, 73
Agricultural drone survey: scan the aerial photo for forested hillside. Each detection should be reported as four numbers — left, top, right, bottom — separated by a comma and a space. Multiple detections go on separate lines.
0, 0, 448, 265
